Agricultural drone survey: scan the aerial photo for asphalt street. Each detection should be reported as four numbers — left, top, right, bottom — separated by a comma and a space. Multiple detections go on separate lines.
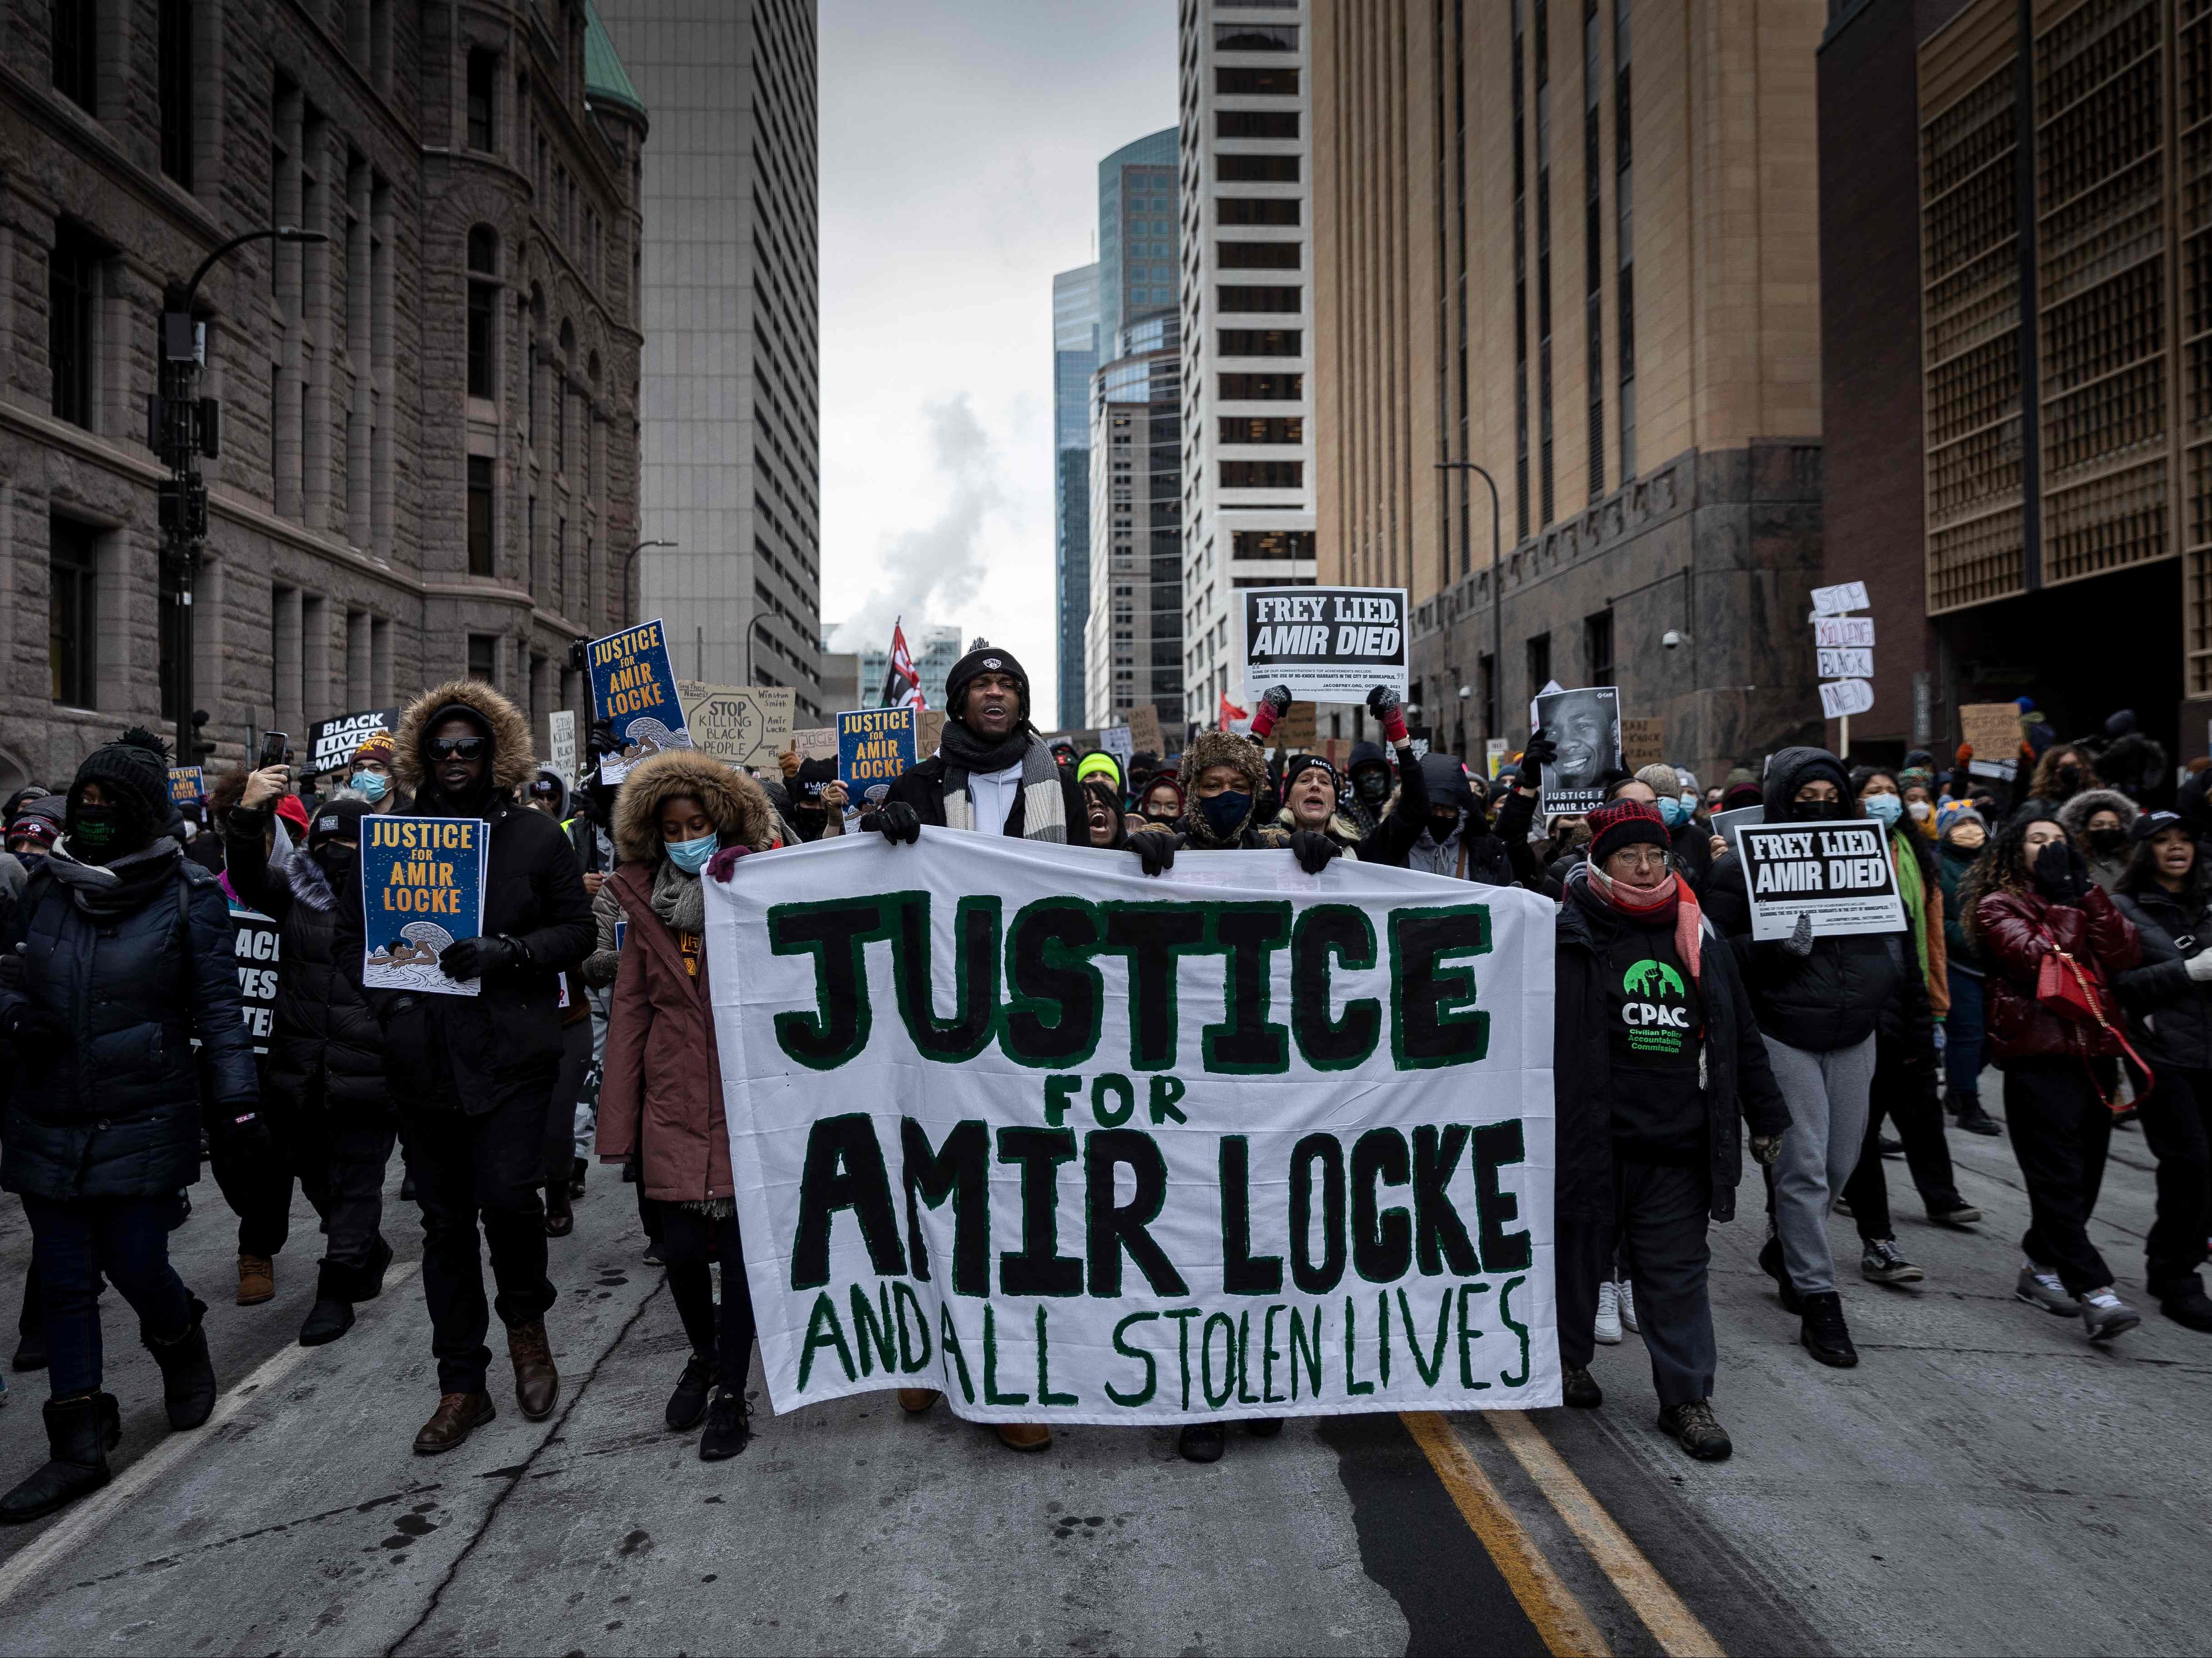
0, 1080, 2205, 1657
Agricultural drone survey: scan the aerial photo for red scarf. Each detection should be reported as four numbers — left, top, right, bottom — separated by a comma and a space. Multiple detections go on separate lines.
1582, 864, 1705, 984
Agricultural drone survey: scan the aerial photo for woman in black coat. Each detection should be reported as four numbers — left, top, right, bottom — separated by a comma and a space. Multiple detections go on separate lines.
0, 732, 259, 1523
222, 789, 397, 1346
2108, 811, 2212, 1334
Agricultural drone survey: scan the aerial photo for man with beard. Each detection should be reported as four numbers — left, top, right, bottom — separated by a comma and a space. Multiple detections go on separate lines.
336, 681, 593, 1454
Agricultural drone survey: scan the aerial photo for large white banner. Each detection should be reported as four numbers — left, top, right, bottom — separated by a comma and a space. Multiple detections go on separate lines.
705, 831, 1560, 1426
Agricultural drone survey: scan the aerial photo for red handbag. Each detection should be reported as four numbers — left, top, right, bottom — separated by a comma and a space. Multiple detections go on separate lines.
2036, 926, 2153, 1110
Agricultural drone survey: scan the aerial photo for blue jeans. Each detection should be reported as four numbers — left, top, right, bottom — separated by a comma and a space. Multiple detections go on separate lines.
1944, 968, 1987, 1100
21, 1195, 194, 1398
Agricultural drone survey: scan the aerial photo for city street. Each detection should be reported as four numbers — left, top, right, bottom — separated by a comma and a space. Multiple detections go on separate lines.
0, 1085, 2203, 1658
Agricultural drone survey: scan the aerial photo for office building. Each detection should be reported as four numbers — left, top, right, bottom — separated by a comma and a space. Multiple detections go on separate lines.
596, 0, 822, 718
1310, 0, 1825, 778
0, 0, 645, 791
1054, 263, 1100, 729
1088, 315, 1186, 729
1819, 0, 2199, 767
1178, 0, 1318, 729
817, 636, 859, 717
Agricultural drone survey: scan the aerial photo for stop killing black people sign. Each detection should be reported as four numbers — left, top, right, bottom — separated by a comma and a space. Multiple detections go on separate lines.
1241, 586, 1409, 705
703, 831, 1560, 1425
1734, 821, 1908, 942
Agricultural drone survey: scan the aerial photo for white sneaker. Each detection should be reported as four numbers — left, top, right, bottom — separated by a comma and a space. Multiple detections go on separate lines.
2080, 1286, 2141, 1342
1594, 1279, 1623, 1344
1618, 1279, 1640, 1334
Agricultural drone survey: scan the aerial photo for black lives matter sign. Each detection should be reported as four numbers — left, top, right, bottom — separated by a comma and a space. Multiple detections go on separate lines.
1241, 586, 1409, 704
1736, 821, 1909, 942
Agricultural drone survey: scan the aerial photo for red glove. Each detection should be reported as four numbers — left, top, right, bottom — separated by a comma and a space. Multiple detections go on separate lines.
1955, 743, 1973, 766
707, 844, 755, 883
1249, 684, 1293, 741
1366, 686, 1409, 745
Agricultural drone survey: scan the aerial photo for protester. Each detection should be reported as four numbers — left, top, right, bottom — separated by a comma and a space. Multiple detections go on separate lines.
327, 729, 404, 812
1837, 769, 1977, 1291
1932, 802, 2001, 1136
1553, 801, 1788, 1460
2107, 812, 2212, 1333
1704, 747, 1905, 1369
219, 786, 397, 1344
1641, 763, 1713, 894
1898, 768, 1940, 841
1962, 813, 2143, 1342
2058, 789, 2139, 895
1342, 742, 1396, 838
1081, 778, 1127, 847
1137, 774, 1183, 828
2093, 709, 2167, 805
596, 748, 776, 1459
336, 680, 594, 1453
5, 798, 60, 876
785, 757, 848, 842
0, 731, 256, 1522
1268, 689, 1427, 864
1408, 755, 1509, 883
2017, 742, 2096, 823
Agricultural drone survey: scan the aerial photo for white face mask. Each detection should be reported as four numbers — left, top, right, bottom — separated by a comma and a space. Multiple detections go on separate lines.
1908, 800, 1932, 822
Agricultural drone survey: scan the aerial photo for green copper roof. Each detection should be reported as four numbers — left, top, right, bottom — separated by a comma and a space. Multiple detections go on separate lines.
583, 0, 645, 119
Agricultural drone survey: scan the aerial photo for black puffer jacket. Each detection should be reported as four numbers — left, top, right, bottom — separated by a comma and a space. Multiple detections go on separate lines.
1554, 875, 1788, 1225
1, 846, 257, 1200
1703, 746, 1907, 1053
2111, 879, 2212, 1070
222, 806, 389, 1112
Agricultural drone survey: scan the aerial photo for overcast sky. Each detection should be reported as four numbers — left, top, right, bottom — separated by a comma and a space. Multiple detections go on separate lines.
815, 0, 1177, 715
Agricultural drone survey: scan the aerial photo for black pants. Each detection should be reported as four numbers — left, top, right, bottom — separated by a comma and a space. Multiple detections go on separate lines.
401, 1071, 559, 1395
2002, 1058, 2117, 1296
2138, 1065, 2212, 1299
21, 1195, 193, 1398
659, 1203, 757, 1386
1842, 1033, 1964, 1239
1557, 1161, 1716, 1407
210, 1079, 397, 1286
542, 1020, 593, 1185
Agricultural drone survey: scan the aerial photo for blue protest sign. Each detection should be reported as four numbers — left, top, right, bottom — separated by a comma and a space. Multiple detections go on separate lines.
359, 817, 488, 998
168, 767, 205, 807
838, 708, 918, 809
587, 619, 692, 781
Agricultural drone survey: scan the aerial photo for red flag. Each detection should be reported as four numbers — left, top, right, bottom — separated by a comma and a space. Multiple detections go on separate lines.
1217, 691, 1248, 729
881, 620, 925, 710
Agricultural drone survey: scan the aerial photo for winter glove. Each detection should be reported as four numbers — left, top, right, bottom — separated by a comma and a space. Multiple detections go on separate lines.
1248, 684, 1293, 741
1519, 730, 1557, 792
1288, 829, 1342, 876
1366, 685, 1410, 745
876, 801, 923, 846
2031, 840, 2092, 906
2, 1005, 63, 1046
209, 1105, 274, 1158
1748, 1133, 1784, 1168
0, 951, 21, 993
707, 844, 754, 883
1955, 742, 1973, 767
585, 719, 621, 761
1781, 912, 1816, 959
1130, 830, 1176, 878
439, 934, 524, 981
2185, 950, 2212, 984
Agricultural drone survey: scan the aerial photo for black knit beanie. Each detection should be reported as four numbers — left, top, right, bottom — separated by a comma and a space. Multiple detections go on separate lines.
70, 727, 172, 842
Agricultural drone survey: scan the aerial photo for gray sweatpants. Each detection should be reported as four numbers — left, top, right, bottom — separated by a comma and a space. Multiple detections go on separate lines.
1759, 1031, 1877, 1296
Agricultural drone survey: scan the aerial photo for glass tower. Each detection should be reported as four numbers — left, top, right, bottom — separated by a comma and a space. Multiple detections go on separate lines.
1054, 264, 1099, 730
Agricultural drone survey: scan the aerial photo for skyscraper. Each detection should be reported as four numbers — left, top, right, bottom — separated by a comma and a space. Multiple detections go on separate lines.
595, 0, 823, 717
1098, 129, 1182, 367
1054, 264, 1099, 730
1179, 3, 1317, 729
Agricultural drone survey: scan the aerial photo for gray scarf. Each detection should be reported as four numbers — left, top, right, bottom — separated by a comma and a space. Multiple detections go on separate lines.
46, 838, 183, 916
649, 856, 704, 935
941, 734, 1068, 843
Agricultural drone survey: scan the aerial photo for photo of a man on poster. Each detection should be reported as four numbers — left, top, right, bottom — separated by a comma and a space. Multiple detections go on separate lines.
1534, 685, 1621, 817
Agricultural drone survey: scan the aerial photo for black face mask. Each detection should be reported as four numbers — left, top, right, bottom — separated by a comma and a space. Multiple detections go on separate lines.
70, 804, 129, 856
1791, 799, 1838, 823
1143, 806, 1179, 825
1428, 812, 1461, 844
1354, 770, 1392, 805
314, 844, 355, 886
2057, 766, 2086, 794
2087, 827, 2128, 856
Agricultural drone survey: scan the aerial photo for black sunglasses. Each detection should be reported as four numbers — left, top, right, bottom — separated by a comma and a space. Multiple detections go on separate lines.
429, 737, 488, 760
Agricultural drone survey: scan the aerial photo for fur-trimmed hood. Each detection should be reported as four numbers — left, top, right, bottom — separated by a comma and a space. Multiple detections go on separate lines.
610, 749, 775, 864
2057, 787, 2140, 841
394, 679, 538, 797
1179, 730, 1267, 798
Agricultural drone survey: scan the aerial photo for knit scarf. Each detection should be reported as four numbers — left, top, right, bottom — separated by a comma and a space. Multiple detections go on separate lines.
1571, 862, 1705, 984
45, 837, 183, 918
941, 732, 1068, 843
1891, 833, 1930, 986
649, 856, 705, 936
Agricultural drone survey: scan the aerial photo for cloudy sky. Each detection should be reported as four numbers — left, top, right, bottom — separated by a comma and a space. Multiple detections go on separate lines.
815, 0, 1178, 714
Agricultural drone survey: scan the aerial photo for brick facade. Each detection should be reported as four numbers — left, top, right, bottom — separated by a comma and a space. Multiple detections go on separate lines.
0, 0, 643, 793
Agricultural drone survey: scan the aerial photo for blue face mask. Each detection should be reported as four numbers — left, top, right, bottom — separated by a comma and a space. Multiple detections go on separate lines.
351, 771, 389, 802
1198, 790, 1253, 840
1863, 794, 1903, 828
664, 835, 716, 875
1658, 797, 1690, 829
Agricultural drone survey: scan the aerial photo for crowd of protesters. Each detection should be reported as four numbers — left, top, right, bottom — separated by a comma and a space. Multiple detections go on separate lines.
0, 652, 2201, 1524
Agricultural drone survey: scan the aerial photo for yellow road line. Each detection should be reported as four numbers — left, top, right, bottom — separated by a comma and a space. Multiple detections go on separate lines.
1487, 1410, 1724, 1658
1400, 1410, 1611, 1658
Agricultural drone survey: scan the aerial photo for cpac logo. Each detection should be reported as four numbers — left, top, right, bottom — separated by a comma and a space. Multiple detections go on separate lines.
1623, 959, 1685, 1001
1620, 958, 1690, 1031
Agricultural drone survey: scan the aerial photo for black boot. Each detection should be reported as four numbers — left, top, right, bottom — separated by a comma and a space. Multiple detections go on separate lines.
1177, 1423, 1226, 1464
0, 1394, 119, 1524
1758, 1235, 1803, 1314
145, 1296, 217, 1429
1946, 1090, 2001, 1137
1562, 1364, 1603, 1408
665, 1352, 715, 1431
698, 1388, 750, 1460
568, 1156, 589, 1200
543, 1182, 574, 1238
1798, 1291, 1860, 1368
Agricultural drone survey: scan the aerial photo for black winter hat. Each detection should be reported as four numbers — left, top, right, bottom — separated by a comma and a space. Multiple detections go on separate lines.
1282, 753, 1339, 797
70, 727, 172, 834
944, 646, 1030, 725
307, 798, 374, 851
794, 756, 838, 801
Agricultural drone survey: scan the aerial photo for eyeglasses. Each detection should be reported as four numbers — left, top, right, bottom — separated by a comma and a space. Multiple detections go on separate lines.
1610, 846, 1671, 872
429, 737, 487, 760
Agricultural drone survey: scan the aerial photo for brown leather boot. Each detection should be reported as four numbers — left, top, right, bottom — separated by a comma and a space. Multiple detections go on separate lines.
506, 1320, 559, 1420
996, 1423, 1051, 1452
413, 1392, 494, 1455
236, 1255, 275, 1306
896, 1388, 940, 1414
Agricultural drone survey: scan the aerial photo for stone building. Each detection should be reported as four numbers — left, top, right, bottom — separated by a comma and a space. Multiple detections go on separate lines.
1309, 0, 1826, 780
0, 0, 644, 794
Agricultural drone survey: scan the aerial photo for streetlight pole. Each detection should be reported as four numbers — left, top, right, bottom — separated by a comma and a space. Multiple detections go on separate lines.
744, 614, 778, 688
156, 224, 326, 761
1437, 460, 1503, 745
621, 538, 677, 622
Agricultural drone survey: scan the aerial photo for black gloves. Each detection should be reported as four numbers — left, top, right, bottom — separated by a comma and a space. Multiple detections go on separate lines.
1288, 829, 1342, 876
209, 1105, 273, 1157
2032, 840, 2092, 906
1365, 685, 1409, 745
439, 934, 525, 981
2, 1005, 63, 1045
0, 951, 21, 993
877, 801, 923, 846
1131, 831, 1176, 878
1520, 729, 1557, 789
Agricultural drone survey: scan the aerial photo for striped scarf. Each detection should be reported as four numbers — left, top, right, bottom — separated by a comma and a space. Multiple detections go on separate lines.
942, 736, 1068, 843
